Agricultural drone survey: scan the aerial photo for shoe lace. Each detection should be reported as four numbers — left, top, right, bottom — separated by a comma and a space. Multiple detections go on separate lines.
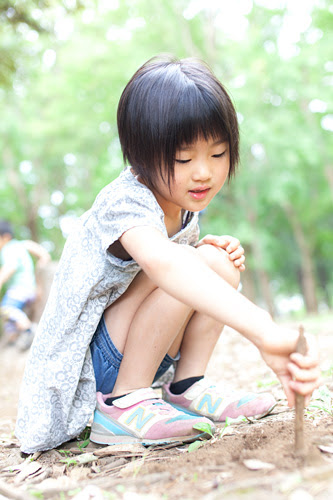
146, 399, 179, 416
197, 379, 238, 399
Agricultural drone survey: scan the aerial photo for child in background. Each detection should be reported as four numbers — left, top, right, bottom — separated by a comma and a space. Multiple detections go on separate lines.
16, 56, 320, 453
0, 220, 50, 349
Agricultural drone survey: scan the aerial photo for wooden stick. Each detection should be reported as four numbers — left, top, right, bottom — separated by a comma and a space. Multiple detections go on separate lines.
294, 325, 307, 456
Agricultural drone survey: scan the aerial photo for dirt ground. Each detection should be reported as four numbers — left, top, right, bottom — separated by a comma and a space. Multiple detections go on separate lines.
0, 314, 332, 500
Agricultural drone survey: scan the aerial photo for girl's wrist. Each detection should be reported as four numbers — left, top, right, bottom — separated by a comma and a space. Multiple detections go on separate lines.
242, 309, 275, 350
260, 326, 299, 356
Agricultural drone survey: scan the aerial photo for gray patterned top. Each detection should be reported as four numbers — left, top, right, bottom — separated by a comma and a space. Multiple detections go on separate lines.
15, 167, 200, 453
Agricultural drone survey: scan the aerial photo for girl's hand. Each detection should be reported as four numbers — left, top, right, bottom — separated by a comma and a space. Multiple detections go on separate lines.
197, 234, 246, 271
259, 330, 321, 407
287, 337, 322, 406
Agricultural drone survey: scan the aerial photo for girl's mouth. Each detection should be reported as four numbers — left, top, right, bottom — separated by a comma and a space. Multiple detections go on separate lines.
188, 188, 210, 200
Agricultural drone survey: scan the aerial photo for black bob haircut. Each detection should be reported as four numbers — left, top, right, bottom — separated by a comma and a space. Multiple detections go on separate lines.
117, 55, 240, 191
0, 220, 13, 237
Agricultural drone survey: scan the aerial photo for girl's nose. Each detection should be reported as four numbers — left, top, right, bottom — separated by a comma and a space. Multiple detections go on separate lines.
192, 161, 212, 181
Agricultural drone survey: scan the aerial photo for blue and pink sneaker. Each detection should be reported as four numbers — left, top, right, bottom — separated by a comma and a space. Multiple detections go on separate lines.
162, 378, 276, 422
90, 387, 215, 446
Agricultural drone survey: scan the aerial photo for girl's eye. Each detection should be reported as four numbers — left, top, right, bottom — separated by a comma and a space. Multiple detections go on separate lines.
212, 150, 226, 158
175, 159, 191, 164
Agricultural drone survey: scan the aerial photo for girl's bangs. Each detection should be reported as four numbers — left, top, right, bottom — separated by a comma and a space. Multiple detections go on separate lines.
172, 90, 228, 151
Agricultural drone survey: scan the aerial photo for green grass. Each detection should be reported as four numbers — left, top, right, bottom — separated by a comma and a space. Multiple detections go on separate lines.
308, 385, 333, 417
278, 311, 333, 335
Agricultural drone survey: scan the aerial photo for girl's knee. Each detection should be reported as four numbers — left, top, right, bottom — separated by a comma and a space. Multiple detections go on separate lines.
196, 243, 240, 289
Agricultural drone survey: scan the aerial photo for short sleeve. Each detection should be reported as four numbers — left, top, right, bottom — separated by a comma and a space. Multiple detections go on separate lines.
81, 169, 167, 268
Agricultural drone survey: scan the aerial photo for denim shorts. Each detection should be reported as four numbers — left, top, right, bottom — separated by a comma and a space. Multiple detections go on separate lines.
90, 314, 180, 394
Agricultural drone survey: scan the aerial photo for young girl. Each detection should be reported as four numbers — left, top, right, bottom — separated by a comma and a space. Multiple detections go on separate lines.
16, 55, 320, 453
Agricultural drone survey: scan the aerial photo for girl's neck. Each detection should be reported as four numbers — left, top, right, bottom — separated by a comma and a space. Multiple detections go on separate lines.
153, 190, 183, 235
163, 210, 184, 238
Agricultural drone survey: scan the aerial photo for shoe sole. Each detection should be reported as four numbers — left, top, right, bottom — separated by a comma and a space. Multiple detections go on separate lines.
90, 410, 210, 446
90, 429, 208, 446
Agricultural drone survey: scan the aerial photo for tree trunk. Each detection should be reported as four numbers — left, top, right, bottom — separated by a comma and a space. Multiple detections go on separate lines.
284, 204, 318, 313
240, 265, 257, 304
316, 262, 332, 309
249, 239, 276, 318
246, 199, 276, 318
325, 164, 333, 196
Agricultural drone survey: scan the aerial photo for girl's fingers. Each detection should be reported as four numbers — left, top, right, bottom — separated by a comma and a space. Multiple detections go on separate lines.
206, 234, 239, 251
226, 239, 240, 253
279, 373, 319, 407
228, 247, 245, 260
287, 362, 321, 382
233, 256, 245, 267
278, 374, 295, 407
290, 353, 319, 369
287, 334, 321, 402
197, 235, 214, 246
289, 378, 321, 397
290, 335, 319, 368
198, 235, 244, 257
199, 235, 228, 248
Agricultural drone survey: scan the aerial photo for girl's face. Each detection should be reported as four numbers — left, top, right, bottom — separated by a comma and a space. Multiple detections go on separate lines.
152, 136, 230, 219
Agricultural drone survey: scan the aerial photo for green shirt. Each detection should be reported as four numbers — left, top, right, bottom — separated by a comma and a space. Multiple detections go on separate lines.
0, 239, 36, 291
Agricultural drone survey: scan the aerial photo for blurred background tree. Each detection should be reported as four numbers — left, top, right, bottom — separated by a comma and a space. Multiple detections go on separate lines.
0, 0, 332, 317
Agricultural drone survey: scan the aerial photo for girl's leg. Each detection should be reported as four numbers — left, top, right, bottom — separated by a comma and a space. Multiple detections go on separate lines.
92, 272, 213, 447
168, 244, 241, 382
171, 314, 224, 382
105, 281, 192, 396
93, 270, 214, 447
104, 244, 239, 397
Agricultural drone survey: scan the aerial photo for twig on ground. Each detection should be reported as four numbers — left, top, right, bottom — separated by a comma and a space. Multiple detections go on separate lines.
295, 325, 307, 457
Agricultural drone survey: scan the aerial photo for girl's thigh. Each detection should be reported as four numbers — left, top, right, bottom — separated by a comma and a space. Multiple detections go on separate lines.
103, 270, 159, 354
90, 313, 179, 394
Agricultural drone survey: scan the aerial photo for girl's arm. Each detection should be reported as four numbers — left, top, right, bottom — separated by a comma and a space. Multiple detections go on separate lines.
120, 225, 320, 406
121, 226, 266, 344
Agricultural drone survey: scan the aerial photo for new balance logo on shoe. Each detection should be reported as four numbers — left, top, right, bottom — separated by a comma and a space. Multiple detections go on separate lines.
196, 394, 222, 415
125, 406, 155, 430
